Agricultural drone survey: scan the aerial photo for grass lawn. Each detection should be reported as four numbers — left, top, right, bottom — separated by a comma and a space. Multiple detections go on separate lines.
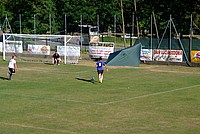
100, 36, 137, 48
0, 60, 200, 134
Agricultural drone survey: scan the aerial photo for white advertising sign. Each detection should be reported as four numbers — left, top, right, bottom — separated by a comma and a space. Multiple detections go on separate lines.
28, 44, 50, 55
0, 42, 23, 53
0, 42, 2, 52
153, 49, 183, 62
89, 46, 114, 59
140, 49, 153, 61
57, 46, 80, 56
5, 43, 23, 53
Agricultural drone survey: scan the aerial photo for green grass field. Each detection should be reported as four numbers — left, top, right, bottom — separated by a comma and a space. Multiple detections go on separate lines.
100, 36, 136, 48
0, 60, 200, 134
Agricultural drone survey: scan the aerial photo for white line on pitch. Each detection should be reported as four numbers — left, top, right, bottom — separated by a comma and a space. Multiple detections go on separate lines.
0, 92, 103, 105
0, 85, 199, 105
0, 66, 95, 74
0, 122, 77, 134
100, 84, 200, 105
20, 68, 95, 74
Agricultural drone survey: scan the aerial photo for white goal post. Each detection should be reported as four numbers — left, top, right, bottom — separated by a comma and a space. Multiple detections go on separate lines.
1, 33, 81, 64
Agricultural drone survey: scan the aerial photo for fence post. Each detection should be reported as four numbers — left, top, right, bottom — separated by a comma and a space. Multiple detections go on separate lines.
64, 35, 67, 64
3, 33, 6, 60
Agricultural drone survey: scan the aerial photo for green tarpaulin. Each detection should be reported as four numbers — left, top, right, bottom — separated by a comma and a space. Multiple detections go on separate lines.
106, 43, 142, 66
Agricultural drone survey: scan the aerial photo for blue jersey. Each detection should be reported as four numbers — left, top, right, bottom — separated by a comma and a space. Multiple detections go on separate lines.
96, 61, 105, 71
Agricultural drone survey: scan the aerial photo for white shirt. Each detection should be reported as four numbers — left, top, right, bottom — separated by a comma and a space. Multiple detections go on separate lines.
8, 59, 16, 69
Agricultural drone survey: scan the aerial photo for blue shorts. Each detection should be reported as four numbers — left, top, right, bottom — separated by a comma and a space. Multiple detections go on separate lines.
97, 70, 104, 75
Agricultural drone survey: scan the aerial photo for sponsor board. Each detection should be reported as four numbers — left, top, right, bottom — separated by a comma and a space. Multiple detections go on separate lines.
191, 51, 200, 62
89, 35, 99, 43
153, 49, 183, 62
28, 44, 50, 55
6, 44, 23, 53
89, 46, 114, 59
0, 41, 23, 53
140, 49, 153, 61
0, 42, 2, 52
57, 46, 80, 56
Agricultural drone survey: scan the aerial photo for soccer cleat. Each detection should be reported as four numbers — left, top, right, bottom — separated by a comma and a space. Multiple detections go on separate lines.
8, 76, 11, 80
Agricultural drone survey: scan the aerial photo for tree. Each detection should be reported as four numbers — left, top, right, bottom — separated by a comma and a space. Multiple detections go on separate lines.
0, 0, 199, 36
3, 0, 57, 34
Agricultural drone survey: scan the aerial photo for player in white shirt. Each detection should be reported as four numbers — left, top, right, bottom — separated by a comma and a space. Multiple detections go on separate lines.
8, 55, 17, 80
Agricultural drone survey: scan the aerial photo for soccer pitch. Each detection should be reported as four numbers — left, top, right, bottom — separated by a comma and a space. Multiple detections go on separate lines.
0, 60, 199, 134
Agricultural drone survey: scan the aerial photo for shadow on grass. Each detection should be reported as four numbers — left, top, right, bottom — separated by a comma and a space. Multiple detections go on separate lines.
0, 76, 9, 80
75, 77, 96, 84
44, 63, 54, 65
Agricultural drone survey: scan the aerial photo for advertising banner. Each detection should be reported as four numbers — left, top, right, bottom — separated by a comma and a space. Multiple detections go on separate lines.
89, 35, 99, 43
57, 46, 80, 56
28, 44, 50, 55
191, 51, 200, 62
89, 46, 114, 59
140, 49, 153, 61
0, 42, 23, 53
0, 42, 2, 52
3, 42, 23, 53
153, 49, 183, 62
6, 44, 23, 53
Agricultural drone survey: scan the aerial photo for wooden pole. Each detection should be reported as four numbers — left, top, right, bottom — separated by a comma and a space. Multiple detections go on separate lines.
19, 14, 22, 34
65, 14, 67, 35
114, 15, 117, 44
189, 14, 193, 62
152, 11, 159, 39
150, 14, 153, 49
121, 0, 126, 48
133, 0, 140, 37
169, 14, 172, 50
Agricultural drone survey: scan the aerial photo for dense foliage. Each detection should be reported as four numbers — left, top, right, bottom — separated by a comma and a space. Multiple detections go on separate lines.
0, 0, 199, 36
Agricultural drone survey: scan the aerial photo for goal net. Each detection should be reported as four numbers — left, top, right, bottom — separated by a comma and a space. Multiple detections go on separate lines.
1, 34, 80, 64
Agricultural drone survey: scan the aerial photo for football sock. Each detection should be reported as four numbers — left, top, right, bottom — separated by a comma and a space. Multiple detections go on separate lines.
99, 74, 101, 83
99, 74, 103, 83
8, 73, 12, 80
101, 75, 103, 81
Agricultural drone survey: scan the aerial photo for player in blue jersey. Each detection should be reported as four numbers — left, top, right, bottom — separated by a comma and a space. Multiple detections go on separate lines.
96, 57, 108, 83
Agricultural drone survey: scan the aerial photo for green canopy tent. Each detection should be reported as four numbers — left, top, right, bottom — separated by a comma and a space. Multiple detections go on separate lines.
106, 43, 142, 66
